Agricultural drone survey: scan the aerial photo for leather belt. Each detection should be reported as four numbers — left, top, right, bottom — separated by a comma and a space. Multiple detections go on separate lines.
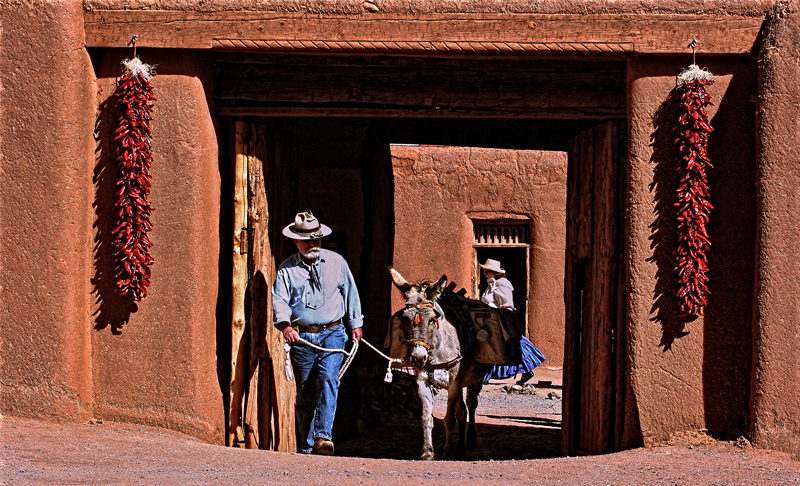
295, 321, 342, 333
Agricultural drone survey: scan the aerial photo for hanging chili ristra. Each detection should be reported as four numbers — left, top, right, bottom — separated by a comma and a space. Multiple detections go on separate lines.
674, 64, 714, 316
112, 57, 156, 301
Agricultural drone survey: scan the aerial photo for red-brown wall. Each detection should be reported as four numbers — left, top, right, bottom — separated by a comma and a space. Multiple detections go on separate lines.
0, 0, 95, 422
90, 49, 224, 442
627, 56, 758, 446
390, 145, 566, 367
751, 0, 800, 459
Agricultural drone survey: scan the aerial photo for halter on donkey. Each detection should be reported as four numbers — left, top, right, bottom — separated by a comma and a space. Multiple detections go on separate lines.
388, 267, 492, 460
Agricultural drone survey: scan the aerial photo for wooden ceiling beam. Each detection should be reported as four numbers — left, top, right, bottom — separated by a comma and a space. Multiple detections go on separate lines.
84, 11, 763, 55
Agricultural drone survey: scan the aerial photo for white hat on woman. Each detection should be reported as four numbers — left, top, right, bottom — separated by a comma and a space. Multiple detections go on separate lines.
479, 258, 505, 274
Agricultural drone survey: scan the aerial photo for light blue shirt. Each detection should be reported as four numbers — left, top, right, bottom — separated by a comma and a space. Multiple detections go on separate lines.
272, 248, 363, 329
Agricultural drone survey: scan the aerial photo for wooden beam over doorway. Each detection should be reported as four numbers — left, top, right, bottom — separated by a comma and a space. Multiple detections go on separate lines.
213, 60, 627, 119
84, 11, 763, 55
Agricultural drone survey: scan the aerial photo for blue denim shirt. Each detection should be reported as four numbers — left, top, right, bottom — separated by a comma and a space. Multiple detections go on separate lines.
272, 248, 363, 329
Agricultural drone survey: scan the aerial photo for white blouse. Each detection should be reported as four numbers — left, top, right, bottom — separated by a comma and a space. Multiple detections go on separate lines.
480, 277, 515, 310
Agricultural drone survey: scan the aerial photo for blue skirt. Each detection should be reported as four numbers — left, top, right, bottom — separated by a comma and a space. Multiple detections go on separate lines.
484, 335, 545, 382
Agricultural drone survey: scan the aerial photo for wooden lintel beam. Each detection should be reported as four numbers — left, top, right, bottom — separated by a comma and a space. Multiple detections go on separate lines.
84, 11, 764, 55
215, 106, 624, 120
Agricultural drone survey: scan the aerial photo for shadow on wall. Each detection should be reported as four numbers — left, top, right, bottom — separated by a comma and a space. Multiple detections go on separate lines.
91, 93, 137, 334
648, 87, 696, 350
701, 68, 755, 440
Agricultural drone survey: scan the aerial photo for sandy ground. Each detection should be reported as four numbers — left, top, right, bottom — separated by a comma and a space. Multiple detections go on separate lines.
2, 369, 799, 485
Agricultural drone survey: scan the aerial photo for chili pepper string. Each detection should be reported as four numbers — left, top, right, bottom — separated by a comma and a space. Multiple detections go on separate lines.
674, 65, 714, 316
112, 57, 156, 301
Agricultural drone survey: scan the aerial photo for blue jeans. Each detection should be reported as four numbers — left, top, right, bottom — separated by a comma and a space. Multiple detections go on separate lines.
291, 324, 347, 453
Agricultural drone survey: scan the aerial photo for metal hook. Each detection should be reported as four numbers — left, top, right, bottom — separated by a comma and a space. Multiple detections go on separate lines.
128, 35, 139, 58
688, 38, 698, 65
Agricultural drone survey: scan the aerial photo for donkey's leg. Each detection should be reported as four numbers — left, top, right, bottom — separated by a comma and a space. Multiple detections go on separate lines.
417, 374, 436, 460
465, 381, 484, 451
444, 379, 467, 459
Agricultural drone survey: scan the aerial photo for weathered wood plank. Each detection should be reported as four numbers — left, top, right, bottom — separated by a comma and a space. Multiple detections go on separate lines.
246, 123, 297, 452
229, 121, 250, 447
83, 11, 763, 55
217, 106, 623, 119
560, 260, 582, 456
585, 121, 618, 454
576, 129, 594, 261
214, 63, 626, 116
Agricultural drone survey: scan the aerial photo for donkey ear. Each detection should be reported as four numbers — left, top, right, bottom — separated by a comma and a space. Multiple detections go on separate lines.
388, 266, 411, 293
426, 274, 448, 301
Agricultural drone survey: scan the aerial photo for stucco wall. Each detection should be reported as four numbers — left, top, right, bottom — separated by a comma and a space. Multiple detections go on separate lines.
83, 0, 776, 16
627, 57, 757, 446
751, 0, 800, 459
91, 49, 224, 442
0, 0, 95, 421
391, 145, 566, 367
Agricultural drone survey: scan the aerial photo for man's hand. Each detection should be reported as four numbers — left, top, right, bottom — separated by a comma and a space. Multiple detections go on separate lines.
282, 326, 300, 344
351, 327, 363, 342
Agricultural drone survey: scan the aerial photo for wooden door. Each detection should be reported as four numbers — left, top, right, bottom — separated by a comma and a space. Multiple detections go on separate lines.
562, 120, 626, 456
230, 121, 297, 451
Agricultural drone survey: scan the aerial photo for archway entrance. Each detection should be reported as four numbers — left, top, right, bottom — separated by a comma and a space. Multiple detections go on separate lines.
219, 54, 627, 458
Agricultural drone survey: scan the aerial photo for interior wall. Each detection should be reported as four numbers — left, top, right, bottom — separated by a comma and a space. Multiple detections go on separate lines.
390, 145, 567, 366
627, 56, 757, 446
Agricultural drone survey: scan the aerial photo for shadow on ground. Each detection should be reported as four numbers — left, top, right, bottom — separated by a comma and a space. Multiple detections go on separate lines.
336, 414, 561, 461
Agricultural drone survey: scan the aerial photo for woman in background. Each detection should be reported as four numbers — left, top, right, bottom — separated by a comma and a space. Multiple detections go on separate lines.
479, 258, 545, 385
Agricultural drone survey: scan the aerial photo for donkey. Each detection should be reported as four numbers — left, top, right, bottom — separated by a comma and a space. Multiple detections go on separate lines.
388, 267, 492, 460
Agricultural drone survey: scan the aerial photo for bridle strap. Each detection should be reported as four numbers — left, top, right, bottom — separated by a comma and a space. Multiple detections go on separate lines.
407, 339, 431, 350
430, 354, 462, 370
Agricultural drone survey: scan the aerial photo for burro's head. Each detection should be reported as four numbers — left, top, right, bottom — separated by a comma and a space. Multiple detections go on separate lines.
388, 267, 447, 368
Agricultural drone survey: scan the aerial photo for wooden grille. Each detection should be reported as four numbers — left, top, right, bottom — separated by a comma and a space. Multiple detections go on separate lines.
474, 223, 529, 245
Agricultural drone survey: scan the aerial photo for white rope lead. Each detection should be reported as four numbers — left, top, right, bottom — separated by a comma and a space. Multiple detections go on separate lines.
285, 338, 403, 383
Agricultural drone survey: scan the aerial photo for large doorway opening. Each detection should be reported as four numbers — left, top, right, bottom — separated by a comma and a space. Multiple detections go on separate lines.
217, 53, 627, 460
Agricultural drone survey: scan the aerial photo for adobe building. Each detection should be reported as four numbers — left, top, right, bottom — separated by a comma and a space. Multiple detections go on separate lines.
1, 0, 799, 460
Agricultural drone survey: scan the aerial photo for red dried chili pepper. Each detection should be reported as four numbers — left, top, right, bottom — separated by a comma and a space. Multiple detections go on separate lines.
112, 57, 156, 301
673, 66, 714, 316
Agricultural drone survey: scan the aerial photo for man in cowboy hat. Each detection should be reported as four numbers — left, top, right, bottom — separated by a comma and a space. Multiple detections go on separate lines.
272, 211, 363, 455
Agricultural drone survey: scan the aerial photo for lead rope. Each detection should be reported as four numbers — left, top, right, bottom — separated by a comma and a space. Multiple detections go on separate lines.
285, 338, 403, 383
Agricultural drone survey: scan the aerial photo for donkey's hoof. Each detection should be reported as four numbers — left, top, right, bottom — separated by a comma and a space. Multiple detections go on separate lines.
420, 450, 435, 461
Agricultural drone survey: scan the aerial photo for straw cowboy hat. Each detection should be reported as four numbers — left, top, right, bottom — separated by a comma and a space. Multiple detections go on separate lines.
282, 212, 332, 240
479, 258, 505, 274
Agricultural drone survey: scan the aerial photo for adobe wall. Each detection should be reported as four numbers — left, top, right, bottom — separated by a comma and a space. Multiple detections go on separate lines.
83, 0, 776, 16
0, 1, 95, 421
627, 56, 758, 446
90, 48, 224, 443
391, 145, 567, 367
752, 0, 800, 459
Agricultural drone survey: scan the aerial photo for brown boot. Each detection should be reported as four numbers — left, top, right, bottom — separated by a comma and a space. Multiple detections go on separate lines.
312, 438, 334, 456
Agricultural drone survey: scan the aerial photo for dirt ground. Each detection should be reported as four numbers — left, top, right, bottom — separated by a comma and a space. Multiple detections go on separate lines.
3, 369, 799, 485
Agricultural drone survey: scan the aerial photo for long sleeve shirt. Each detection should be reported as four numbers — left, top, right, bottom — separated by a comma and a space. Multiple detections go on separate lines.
480, 277, 515, 310
272, 248, 364, 329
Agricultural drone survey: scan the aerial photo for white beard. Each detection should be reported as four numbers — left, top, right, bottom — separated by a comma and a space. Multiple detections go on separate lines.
300, 247, 320, 260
